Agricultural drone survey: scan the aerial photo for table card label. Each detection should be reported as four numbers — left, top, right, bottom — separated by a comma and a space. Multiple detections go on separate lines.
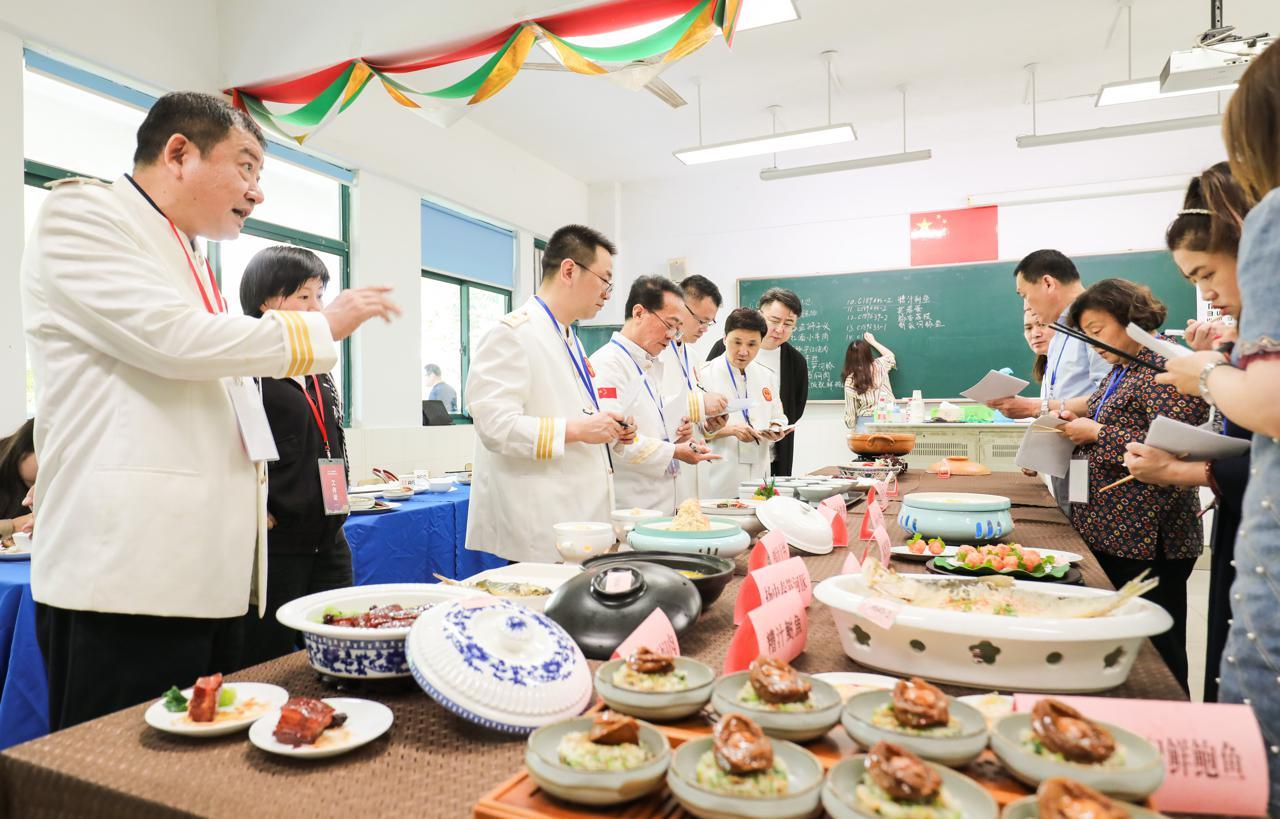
723, 590, 808, 674
747, 529, 791, 572
872, 480, 890, 509
856, 598, 902, 630
817, 504, 849, 548
1011, 695, 1269, 816
858, 487, 878, 541
886, 473, 899, 497
872, 524, 892, 566
734, 556, 812, 625
611, 608, 680, 661
840, 549, 864, 575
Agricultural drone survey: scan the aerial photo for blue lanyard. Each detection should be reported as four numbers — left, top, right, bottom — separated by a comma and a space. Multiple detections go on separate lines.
612, 340, 668, 441
1094, 366, 1129, 422
1048, 333, 1069, 398
670, 340, 693, 390
534, 296, 599, 411
725, 358, 752, 425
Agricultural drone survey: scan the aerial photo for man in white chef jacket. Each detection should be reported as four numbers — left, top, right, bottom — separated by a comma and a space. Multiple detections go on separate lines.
590, 276, 721, 514
21, 92, 399, 729
697, 308, 791, 499
465, 225, 634, 563
659, 275, 729, 502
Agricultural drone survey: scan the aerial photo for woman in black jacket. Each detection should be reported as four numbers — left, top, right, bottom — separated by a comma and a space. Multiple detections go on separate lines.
238, 246, 352, 667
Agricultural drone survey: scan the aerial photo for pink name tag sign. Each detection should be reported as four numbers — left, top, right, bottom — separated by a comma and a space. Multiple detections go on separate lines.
817, 497, 849, 547
747, 529, 791, 572
723, 590, 808, 674
734, 556, 812, 625
1012, 694, 1270, 816
611, 607, 680, 661
872, 524, 892, 567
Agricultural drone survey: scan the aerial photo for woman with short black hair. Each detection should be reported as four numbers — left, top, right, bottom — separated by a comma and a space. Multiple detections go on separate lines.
238, 245, 352, 667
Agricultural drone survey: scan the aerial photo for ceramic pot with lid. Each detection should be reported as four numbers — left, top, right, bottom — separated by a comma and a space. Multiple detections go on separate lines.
847, 432, 916, 456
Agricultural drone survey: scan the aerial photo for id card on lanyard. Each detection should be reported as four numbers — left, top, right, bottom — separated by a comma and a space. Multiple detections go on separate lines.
172, 221, 279, 462
613, 340, 679, 477
727, 359, 759, 465
300, 376, 349, 515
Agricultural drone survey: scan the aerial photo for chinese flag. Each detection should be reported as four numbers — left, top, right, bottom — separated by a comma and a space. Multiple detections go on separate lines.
909, 206, 998, 266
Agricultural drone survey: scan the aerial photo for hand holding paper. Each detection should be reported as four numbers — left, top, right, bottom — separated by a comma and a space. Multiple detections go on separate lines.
1015, 414, 1075, 478
960, 370, 1031, 402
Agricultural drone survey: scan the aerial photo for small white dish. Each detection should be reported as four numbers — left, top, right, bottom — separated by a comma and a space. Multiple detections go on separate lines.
143, 682, 289, 737
461, 562, 582, 612
811, 672, 900, 703
554, 521, 615, 564
426, 477, 455, 493
249, 697, 393, 758
957, 692, 1014, 729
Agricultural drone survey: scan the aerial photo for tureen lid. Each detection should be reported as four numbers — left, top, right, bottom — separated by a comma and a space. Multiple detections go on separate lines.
756, 496, 834, 555
406, 598, 592, 734
901, 492, 1012, 512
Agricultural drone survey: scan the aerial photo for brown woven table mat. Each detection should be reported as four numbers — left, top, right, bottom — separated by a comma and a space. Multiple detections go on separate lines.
0, 473, 1185, 818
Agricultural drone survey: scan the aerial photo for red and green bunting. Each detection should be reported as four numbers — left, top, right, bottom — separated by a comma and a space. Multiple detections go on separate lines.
230, 0, 742, 143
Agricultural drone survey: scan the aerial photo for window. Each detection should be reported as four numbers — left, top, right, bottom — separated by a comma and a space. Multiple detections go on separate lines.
420, 273, 512, 418
21, 50, 354, 421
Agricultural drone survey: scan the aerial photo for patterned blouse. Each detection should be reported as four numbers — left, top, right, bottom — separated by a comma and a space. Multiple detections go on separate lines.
1070, 347, 1210, 560
843, 354, 896, 428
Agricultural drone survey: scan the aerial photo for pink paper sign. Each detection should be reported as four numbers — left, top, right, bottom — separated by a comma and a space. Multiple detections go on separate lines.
611, 607, 680, 661
840, 549, 863, 575
734, 556, 812, 625
747, 529, 791, 572
856, 597, 902, 629
1012, 694, 1269, 816
872, 479, 890, 509
817, 504, 849, 548
872, 524, 892, 566
723, 590, 808, 674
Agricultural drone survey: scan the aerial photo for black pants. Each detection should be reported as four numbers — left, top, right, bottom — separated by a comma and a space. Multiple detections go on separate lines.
1093, 550, 1197, 695
36, 603, 244, 731
240, 530, 353, 669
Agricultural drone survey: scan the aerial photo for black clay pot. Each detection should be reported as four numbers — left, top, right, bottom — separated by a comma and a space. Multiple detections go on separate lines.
543, 561, 702, 660
582, 551, 735, 610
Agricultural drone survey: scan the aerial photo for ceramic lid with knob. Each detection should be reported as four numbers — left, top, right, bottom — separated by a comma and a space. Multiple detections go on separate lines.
756, 496, 835, 555
406, 597, 592, 734
901, 492, 1011, 512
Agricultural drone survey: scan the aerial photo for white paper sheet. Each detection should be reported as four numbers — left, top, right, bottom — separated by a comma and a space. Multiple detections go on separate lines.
959, 370, 1031, 402
707, 397, 752, 418
1126, 322, 1192, 360
1014, 414, 1075, 479
1145, 415, 1252, 461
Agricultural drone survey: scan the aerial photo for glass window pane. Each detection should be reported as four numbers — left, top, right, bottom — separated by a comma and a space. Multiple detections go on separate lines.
252, 159, 342, 239
466, 288, 508, 412
23, 69, 145, 180
421, 278, 462, 409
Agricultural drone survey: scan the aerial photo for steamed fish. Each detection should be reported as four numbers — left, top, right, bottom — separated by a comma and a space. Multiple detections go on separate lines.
432, 574, 552, 597
859, 558, 1156, 618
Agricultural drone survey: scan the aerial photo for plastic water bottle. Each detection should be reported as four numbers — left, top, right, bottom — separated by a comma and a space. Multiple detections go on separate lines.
909, 390, 925, 423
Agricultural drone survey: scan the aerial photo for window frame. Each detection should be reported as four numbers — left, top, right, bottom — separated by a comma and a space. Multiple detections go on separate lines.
420, 269, 513, 424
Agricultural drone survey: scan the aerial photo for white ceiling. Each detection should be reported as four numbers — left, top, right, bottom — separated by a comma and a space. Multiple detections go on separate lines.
225, 0, 1278, 184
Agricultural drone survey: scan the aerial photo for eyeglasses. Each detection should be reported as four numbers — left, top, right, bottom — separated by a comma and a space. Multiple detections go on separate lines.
574, 260, 614, 295
645, 309, 684, 340
684, 301, 717, 328
764, 315, 797, 329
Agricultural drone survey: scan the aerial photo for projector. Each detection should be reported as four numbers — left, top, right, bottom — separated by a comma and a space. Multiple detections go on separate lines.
1160, 36, 1275, 93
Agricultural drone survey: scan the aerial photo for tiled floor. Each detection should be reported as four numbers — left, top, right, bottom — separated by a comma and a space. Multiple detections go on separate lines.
1187, 552, 1212, 702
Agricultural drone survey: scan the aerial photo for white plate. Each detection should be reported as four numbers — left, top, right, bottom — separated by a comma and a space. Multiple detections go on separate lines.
143, 682, 289, 737
697, 499, 761, 517
812, 672, 899, 703
349, 501, 400, 515
756, 496, 835, 555
460, 563, 582, 612
348, 482, 398, 495
249, 697, 393, 758
958, 692, 1014, 729
891, 544, 960, 559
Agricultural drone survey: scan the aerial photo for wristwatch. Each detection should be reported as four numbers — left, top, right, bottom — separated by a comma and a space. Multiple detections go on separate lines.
1198, 357, 1231, 409
1039, 396, 1051, 416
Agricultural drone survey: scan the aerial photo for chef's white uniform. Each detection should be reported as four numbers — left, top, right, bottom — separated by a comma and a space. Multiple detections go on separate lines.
658, 340, 711, 502
695, 354, 787, 500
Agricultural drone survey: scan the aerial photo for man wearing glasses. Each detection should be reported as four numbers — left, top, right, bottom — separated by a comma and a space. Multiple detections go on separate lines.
707, 288, 809, 476
590, 276, 722, 514
465, 225, 633, 563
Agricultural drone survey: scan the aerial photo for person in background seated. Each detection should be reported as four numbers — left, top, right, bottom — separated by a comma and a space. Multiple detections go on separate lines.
1122, 162, 1251, 702
1023, 306, 1054, 384
238, 246, 353, 667
697, 308, 790, 498
423, 363, 458, 413
842, 332, 896, 432
1056, 279, 1209, 693
0, 419, 36, 539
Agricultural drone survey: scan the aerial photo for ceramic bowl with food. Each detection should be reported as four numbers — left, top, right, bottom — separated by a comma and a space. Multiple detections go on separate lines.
666, 735, 824, 819
449, 562, 582, 613
841, 689, 989, 766
276, 583, 483, 678
1003, 791, 1169, 818
380, 486, 415, 501
594, 657, 717, 721
991, 712, 1165, 802
796, 484, 840, 503
821, 753, 998, 819
553, 521, 616, 563
710, 671, 842, 743
583, 551, 735, 609
524, 715, 671, 806
610, 508, 664, 541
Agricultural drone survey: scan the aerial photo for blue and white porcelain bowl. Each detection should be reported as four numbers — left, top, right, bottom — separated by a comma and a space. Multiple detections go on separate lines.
275, 582, 483, 679
407, 597, 593, 734
897, 492, 1014, 542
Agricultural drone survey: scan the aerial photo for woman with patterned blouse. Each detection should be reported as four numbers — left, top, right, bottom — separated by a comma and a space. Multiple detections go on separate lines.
1056, 278, 1209, 692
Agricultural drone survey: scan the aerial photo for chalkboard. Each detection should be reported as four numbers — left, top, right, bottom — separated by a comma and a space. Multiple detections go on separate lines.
575, 323, 621, 357
737, 250, 1195, 400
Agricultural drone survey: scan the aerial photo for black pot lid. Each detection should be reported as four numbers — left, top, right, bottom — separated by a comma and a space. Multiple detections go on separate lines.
543, 561, 702, 660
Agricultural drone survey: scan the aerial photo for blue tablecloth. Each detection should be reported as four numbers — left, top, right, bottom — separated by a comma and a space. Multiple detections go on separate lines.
0, 561, 45, 751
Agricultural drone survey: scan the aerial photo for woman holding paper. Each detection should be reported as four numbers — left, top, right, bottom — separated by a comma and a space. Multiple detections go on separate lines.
1122, 162, 1252, 702
841, 333, 896, 431
1054, 279, 1209, 692
1156, 43, 1280, 813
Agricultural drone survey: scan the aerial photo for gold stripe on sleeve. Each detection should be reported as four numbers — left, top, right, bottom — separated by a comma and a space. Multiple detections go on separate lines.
283, 311, 315, 375
275, 310, 303, 376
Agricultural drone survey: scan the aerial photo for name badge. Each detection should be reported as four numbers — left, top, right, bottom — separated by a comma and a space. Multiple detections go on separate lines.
318, 458, 349, 515
1069, 459, 1089, 504
225, 377, 279, 462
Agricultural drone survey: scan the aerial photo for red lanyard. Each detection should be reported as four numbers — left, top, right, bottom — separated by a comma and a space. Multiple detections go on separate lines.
168, 221, 226, 314
300, 376, 332, 458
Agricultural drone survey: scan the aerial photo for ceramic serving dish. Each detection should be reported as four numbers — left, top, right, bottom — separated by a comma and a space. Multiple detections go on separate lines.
525, 716, 672, 805
898, 492, 1014, 541
821, 754, 998, 819
666, 736, 824, 819
990, 713, 1166, 802
628, 525, 752, 559
553, 521, 616, 563
756, 496, 834, 555
406, 598, 593, 734
594, 657, 717, 721
813, 573, 1173, 692
841, 689, 989, 766
847, 432, 915, 456
611, 508, 665, 541
276, 583, 483, 678
1003, 794, 1170, 818
710, 672, 842, 743
458, 562, 582, 612
582, 551, 735, 609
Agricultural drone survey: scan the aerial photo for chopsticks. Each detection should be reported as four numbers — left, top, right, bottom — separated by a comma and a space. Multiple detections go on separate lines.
1031, 426, 1065, 434
1050, 323, 1166, 374
1099, 451, 1188, 493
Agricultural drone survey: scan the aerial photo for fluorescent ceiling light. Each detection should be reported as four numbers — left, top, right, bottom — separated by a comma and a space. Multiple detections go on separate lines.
1017, 114, 1220, 148
968, 173, 1193, 207
1096, 76, 1236, 107
675, 123, 856, 166
760, 149, 932, 181
735, 0, 799, 32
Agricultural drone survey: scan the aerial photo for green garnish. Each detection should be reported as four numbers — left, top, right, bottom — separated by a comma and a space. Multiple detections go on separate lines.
162, 686, 189, 713
218, 686, 236, 708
